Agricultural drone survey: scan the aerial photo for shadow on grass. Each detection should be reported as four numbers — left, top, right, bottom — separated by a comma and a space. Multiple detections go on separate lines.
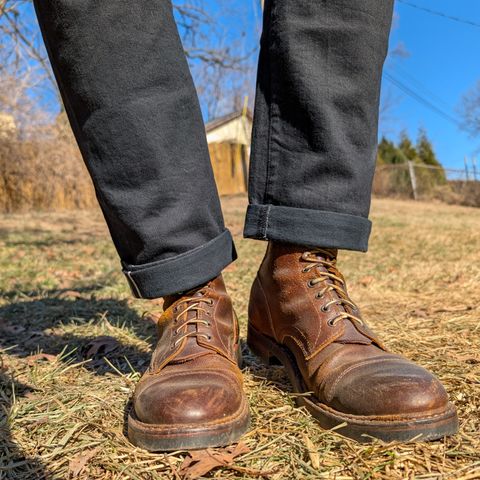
0, 288, 155, 479
0, 373, 50, 480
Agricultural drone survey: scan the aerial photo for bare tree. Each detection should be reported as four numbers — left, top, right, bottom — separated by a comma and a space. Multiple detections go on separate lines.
0, 0, 253, 125
0, 0, 256, 212
176, 0, 256, 119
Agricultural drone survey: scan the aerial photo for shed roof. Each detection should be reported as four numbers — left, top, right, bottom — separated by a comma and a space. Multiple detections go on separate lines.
205, 109, 253, 133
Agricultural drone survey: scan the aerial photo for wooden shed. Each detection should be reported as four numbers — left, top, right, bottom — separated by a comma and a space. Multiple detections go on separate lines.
206, 109, 253, 195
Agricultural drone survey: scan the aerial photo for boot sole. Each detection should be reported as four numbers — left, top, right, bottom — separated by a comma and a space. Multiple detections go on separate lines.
247, 324, 458, 443
128, 399, 250, 452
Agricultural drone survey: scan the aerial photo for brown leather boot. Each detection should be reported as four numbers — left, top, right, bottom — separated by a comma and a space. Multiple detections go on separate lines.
248, 243, 458, 442
128, 275, 250, 451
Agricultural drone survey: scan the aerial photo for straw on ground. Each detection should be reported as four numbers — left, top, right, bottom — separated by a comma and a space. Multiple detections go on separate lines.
0, 196, 479, 479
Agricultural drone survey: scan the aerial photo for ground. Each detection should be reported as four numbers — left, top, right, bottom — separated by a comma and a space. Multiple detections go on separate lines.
0, 196, 479, 480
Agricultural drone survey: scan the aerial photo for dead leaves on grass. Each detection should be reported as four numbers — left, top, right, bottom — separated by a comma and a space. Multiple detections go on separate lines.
2, 198, 480, 479
177, 442, 275, 479
68, 447, 101, 478
25, 353, 57, 365
82, 335, 120, 358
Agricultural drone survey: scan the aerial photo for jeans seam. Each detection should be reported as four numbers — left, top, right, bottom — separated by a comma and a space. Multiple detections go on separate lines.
124, 270, 143, 298
263, 205, 271, 239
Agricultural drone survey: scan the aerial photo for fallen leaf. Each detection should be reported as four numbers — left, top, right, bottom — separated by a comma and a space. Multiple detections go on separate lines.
83, 336, 119, 358
179, 442, 250, 479
26, 353, 57, 366
68, 447, 100, 478
302, 434, 320, 469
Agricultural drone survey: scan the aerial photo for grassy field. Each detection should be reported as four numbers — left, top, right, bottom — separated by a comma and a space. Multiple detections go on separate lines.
0, 195, 479, 479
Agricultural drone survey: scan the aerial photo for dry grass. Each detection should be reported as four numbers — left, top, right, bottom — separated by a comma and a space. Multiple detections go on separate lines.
0, 196, 479, 479
372, 166, 480, 208
0, 118, 97, 213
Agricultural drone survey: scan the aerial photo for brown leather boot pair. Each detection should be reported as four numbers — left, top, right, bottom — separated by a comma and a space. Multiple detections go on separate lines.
128, 243, 458, 451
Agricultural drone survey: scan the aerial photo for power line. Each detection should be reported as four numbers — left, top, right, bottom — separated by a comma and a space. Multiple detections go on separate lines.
391, 64, 452, 111
396, 0, 480, 29
383, 71, 462, 127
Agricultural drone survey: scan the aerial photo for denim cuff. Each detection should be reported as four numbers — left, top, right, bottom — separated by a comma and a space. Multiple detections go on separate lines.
122, 229, 237, 298
243, 204, 371, 252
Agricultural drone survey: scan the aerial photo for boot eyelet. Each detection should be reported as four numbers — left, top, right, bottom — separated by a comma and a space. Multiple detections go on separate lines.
302, 267, 310, 273
307, 280, 315, 288
207, 335, 212, 341
327, 319, 334, 327
321, 305, 330, 313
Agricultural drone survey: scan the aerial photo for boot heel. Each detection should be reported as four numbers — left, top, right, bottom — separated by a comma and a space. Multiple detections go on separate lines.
247, 324, 278, 365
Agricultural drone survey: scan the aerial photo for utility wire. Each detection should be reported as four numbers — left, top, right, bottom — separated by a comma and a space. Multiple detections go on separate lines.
396, 0, 480, 29
383, 71, 462, 127
391, 64, 453, 111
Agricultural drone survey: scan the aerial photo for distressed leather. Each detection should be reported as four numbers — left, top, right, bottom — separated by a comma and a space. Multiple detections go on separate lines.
249, 242, 451, 418
133, 275, 246, 426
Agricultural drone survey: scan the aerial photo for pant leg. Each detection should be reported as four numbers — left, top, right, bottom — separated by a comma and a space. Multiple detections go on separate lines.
244, 0, 394, 252
34, 0, 236, 298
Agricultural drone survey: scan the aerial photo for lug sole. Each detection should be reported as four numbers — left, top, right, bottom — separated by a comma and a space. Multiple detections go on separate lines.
247, 324, 458, 443
128, 399, 250, 452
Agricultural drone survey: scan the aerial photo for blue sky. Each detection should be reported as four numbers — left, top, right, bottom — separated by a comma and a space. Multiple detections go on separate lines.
385, 0, 480, 170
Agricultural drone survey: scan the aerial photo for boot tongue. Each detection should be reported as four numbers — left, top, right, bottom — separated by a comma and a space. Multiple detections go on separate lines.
163, 281, 210, 309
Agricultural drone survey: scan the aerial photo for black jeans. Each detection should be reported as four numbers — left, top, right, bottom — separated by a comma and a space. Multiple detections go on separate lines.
34, 0, 394, 299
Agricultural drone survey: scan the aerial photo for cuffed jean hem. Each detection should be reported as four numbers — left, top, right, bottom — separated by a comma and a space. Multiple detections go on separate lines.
121, 229, 237, 299
243, 204, 372, 252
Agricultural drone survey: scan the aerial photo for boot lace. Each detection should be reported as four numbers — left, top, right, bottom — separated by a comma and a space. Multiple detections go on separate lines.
172, 295, 214, 347
301, 249, 364, 327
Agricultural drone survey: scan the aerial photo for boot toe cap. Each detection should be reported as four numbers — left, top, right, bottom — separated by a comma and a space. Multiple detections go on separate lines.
328, 358, 450, 417
134, 371, 243, 426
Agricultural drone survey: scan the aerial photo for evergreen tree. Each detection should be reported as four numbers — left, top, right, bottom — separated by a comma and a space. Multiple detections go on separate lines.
376, 136, 410, 194
398, 130, 417, 161
416, 128, 441, 167
377, 136, 407, 165
416, 128, 446, 183
376, 129, 446, 196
